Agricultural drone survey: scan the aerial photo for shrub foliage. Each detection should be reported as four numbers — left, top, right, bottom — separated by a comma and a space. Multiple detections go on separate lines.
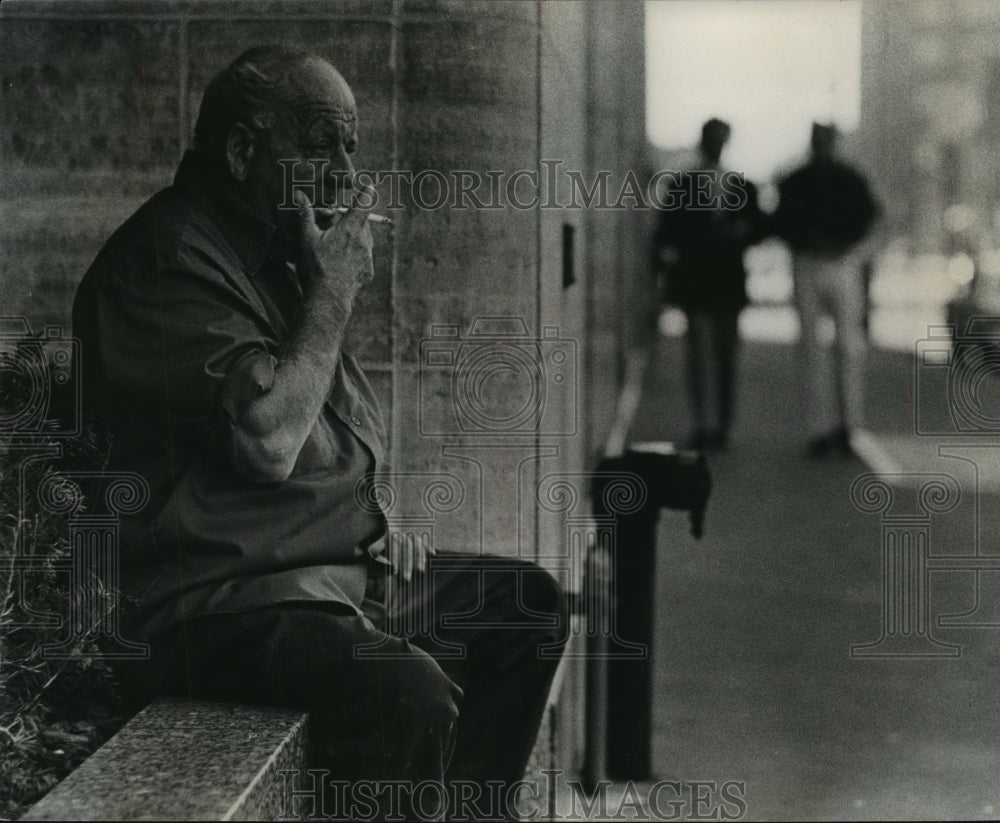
0, 345, 123, 819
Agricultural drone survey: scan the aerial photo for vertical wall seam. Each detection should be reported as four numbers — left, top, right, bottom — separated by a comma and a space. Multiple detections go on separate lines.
177, 16, 188, 162
534, 0, 543, 564
582, 1, 595, 466
615, 18, 627, 394
390, 0, 401, 471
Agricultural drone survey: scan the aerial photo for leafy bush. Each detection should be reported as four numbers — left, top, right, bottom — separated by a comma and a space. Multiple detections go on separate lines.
0, 344, 124, 819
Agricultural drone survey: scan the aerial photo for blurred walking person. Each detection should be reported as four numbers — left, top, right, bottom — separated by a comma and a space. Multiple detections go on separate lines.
654, 118, 770, 451
775, 122, 879, 458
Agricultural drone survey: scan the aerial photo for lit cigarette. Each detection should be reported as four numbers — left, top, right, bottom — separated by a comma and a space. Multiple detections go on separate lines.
316, 206, 393, 225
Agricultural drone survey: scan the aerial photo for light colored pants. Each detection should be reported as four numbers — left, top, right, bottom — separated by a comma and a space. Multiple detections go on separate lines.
792, 250, 867, 438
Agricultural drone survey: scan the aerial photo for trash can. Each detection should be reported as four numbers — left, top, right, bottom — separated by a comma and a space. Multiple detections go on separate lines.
589, 442, 711, 781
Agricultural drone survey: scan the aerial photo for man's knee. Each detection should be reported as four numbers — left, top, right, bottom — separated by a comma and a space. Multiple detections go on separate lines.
516, 563, 568, 650
522, 564, 566, 619
386, 648, 461, 732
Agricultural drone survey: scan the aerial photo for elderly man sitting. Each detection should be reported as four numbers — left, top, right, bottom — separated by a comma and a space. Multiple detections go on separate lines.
74, 44, 566, 821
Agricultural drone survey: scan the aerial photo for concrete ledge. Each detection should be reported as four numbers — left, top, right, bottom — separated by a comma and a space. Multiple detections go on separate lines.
24, 697, 309, 821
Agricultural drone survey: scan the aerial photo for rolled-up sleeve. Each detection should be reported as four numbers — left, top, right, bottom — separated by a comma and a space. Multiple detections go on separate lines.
96, 265, 276, 422
218, 350, 277, 425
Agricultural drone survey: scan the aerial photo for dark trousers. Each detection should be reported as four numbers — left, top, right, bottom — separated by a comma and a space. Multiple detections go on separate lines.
115, 553, 567, 820
684, 308, 741, 439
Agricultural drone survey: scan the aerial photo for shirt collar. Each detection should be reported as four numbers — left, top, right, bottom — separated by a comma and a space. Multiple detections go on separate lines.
173, 149, 290, 275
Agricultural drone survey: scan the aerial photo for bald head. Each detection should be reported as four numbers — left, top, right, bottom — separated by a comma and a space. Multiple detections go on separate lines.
194, 46, 356, 156
286, 58, 356, 115
192, 45, 362, 227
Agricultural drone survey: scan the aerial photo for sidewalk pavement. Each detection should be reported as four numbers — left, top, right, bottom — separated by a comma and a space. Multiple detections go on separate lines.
588, 331, 1000, 821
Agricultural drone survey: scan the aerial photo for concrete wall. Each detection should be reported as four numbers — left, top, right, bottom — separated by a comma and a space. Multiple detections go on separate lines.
1, 0, 649, 778
1, 0, 648, 538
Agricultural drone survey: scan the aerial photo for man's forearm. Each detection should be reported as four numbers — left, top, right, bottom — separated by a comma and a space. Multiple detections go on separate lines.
226, 196, 374, 483
229, 276, 354, 483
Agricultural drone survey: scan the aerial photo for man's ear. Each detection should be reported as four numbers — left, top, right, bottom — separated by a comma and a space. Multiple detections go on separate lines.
225, 122, 256, 182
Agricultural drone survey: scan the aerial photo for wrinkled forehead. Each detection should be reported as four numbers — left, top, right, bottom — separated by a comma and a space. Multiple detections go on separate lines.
283, 57, 358, 127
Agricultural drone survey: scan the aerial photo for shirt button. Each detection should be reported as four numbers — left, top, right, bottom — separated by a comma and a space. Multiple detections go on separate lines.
351, 415, 362, 426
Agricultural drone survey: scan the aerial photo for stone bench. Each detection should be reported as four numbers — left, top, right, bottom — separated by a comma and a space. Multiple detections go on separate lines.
23, 638, 572, 821
23, 696, 562, 821
23, 697, 309, 821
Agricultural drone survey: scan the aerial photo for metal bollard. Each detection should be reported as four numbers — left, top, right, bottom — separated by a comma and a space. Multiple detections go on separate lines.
589, 442, 711, 781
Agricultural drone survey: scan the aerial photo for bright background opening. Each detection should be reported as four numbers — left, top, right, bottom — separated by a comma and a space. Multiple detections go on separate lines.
646, 0, 862, 181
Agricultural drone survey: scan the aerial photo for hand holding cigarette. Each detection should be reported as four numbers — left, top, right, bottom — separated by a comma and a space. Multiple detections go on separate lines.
314, 206, 393, 225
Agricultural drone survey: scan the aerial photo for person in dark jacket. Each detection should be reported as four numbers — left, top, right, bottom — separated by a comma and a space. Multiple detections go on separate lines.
774, 122, 879, 458
654, 118, 770, 451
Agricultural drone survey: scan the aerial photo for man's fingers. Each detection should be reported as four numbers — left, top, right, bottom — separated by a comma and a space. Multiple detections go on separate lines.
401, 533, 416, 582
293, 190, 320, 236
390, 531, 410, 583
414, 534, 429, 575
315, 206, 372, 247
330, 207, 373, 242
313, 204, 367, 221
293, 188, 311, 216
388, 532, 434, 581
388, 532, 406, 581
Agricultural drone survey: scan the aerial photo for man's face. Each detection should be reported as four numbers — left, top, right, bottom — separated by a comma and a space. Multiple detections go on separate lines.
254, 58, 360, 226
